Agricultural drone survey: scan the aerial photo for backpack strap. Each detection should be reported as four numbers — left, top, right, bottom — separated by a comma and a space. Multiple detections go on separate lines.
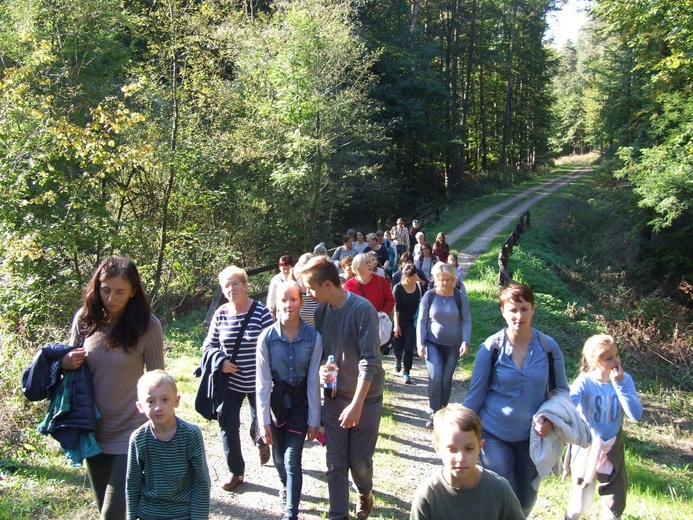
453, 288, 462, 320
230, 300, 259, 365
487, 329, 556, 392
535, 330, 557, 393
487, 330, 504, 386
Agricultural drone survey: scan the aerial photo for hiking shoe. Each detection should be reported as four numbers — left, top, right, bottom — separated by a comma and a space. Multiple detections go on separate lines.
403, 373, 411, 384
222, 474, 244, 491
394, 360, 402, 373
259, 444, 271, 465
425, 413, 434, 429
356, 491, 373, 520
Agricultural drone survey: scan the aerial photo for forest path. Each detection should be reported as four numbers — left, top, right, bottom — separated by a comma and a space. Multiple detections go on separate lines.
449, 166, 591, 279
205, 167, 591, 519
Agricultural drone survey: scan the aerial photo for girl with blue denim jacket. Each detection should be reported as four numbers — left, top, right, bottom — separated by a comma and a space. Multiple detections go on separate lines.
256, 282, 323, 520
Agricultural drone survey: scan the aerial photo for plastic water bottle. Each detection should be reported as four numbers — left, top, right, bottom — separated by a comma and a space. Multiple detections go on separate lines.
324, 355, 338, 400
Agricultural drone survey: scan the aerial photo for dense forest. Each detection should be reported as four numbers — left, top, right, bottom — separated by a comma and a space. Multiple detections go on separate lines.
1, 0, 691, 338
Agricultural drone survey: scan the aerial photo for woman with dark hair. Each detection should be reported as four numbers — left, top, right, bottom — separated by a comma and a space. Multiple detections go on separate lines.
61, 256, 165, 520
446, 252, 464, 288
340, 255, 356, 283
392, 263, 426, 384
464, 282, 569, 516
432, 233, 450, 264
352, 230, 368, 254
267, 255, 295, 320
416, 243, 439, 282
331, 234, 357, 267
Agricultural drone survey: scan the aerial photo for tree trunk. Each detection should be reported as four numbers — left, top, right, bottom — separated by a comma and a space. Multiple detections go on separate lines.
461, 0, 477, 179
500, 1, 518, 173
151, 0, 180, 303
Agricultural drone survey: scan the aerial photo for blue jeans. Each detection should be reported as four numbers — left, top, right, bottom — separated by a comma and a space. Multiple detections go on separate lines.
479, 429, 538, 516
424, 341, 459, 413
323, 394, 382, 520
220, 389, 264, 476
271, 419, 307, 520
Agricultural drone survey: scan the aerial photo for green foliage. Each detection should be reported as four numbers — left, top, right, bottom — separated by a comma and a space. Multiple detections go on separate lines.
163, 308, 208, 357
555, 0, 693, 267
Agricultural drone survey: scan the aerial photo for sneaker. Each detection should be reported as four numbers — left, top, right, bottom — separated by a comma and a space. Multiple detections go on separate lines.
222, 474, 244, 491
279, 487, 286, 506
403, 373, 411, 384
425, 413, 434, 429
394, 360, 402, 373
356, 491, 373, 520
259, 444, 271, 465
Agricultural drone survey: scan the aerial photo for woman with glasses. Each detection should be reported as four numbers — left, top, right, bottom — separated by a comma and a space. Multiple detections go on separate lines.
202, 266, 273, 492
417, 262, 471, 429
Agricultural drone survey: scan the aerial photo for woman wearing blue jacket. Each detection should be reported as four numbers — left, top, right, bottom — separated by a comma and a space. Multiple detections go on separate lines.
464, 283, 568, 516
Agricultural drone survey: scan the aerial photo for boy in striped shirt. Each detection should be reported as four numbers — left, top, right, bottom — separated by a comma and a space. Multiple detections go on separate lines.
126, 370, 210, 520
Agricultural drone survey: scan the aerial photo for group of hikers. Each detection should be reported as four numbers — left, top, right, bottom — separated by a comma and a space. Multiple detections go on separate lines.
24, 218, 643, 520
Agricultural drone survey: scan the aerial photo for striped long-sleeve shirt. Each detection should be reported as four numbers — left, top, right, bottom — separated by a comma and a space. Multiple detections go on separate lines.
126, 418, 210, 520
202, 301, 273, 393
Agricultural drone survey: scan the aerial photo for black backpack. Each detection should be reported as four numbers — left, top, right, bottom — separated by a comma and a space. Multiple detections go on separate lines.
487, 329, 557, 395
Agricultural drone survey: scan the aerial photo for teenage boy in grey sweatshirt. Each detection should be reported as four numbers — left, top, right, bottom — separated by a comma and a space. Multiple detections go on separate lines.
299, 256, 385, 520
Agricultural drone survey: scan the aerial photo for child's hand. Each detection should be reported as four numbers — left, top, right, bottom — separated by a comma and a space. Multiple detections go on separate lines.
610, 362, 624, 382
261, 424, 273, 445
306, 426, 320, 442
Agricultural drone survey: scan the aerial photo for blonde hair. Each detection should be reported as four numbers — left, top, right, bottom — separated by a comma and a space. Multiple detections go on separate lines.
432, 261, 455, 281
433, 405, 482, 448
351, 253, 368, 272
218, 265, 248, 286
581, 334, 616, 372
137, 369, 177, 401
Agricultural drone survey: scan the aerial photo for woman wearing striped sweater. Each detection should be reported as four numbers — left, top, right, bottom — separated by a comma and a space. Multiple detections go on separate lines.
202, 266, 273, 491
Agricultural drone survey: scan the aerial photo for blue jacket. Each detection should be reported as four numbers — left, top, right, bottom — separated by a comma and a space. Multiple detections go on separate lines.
22, 344, 101, 466
194, 346, 230, 424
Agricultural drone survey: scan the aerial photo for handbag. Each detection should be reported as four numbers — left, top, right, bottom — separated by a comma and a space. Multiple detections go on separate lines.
356, 276, 393, 347
377, 311, 393, 347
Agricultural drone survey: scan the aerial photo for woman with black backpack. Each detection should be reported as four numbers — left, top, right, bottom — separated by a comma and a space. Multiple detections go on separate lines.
463, 282, 569, 516
417, 262, 471, 428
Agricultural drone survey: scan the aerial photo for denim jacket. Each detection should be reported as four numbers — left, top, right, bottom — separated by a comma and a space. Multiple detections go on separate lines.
256, 320, 323, 428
